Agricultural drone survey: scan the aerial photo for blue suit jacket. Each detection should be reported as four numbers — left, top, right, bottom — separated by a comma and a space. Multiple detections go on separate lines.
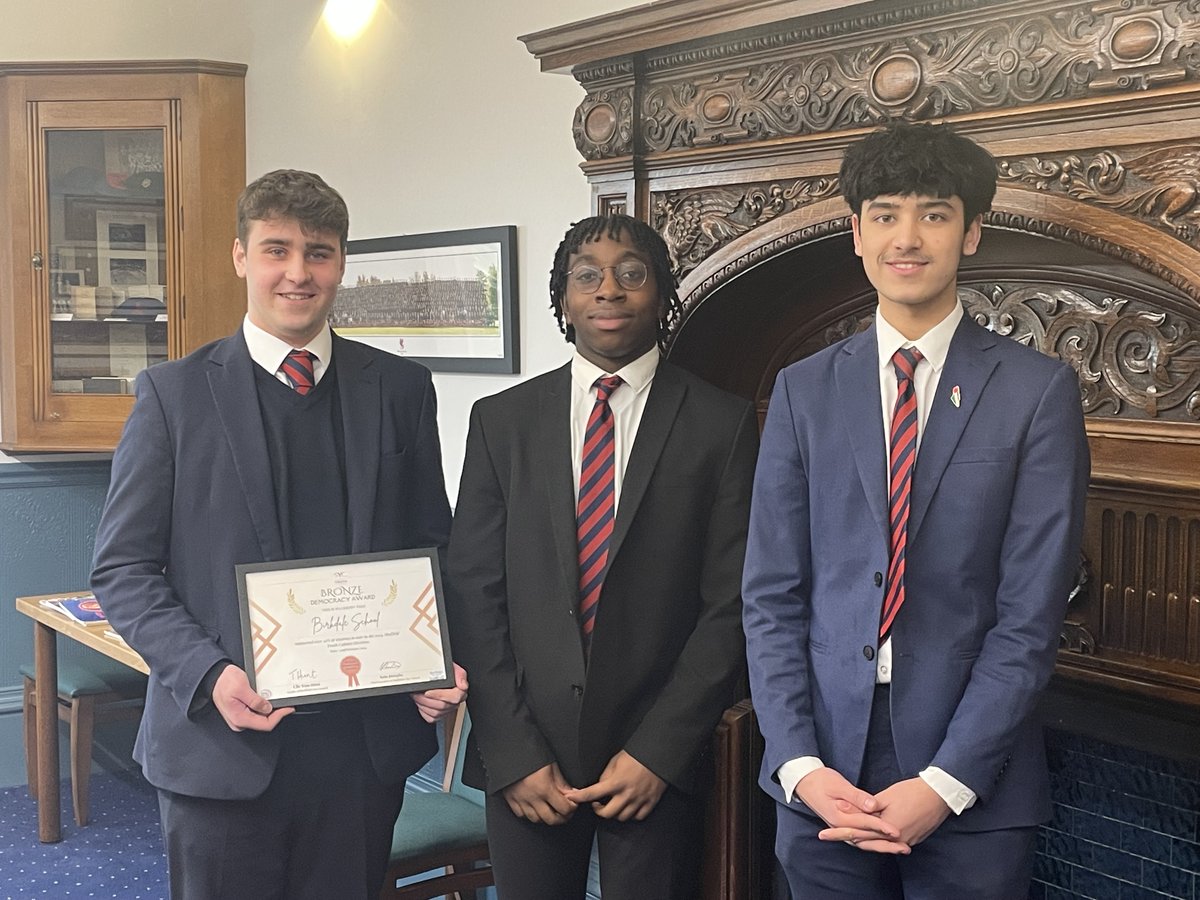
743, 315, 1089, 830
92, 330, 451, 799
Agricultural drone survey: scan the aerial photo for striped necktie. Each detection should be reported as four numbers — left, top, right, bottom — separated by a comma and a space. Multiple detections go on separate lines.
880, 347, 922, 639
280, 349, 316, 395
577, 375, 623, 647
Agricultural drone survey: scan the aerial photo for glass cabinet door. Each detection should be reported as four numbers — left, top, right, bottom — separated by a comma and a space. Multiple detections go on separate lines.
45, 126, 169, 394
30, 98, 178, 422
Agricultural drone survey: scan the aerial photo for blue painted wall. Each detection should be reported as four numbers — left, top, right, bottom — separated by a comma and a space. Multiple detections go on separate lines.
0, 461, 112, 717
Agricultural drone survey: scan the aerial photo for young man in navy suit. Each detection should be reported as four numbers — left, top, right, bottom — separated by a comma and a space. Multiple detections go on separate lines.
92, 170, 467, 899
447, 215, 758, 899
742, 123, 1090, 898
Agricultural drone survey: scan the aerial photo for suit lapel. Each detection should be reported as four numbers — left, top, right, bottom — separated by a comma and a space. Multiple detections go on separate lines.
538, 365, 580, 611
333, 335, 381, 554
834, 325, 890, 543
607, 361, 685, 564
908, 318, 999, 543
208, 332, 285, 561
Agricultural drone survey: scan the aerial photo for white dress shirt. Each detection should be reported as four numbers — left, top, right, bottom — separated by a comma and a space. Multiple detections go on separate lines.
242, 315, 333, 386
570, 347, 660, 510
778, 302, 977, 816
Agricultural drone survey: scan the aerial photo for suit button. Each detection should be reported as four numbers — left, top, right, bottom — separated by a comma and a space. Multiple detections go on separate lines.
874, 572, 883, 587
863, 646, 875, 661
571, 684, 583, 698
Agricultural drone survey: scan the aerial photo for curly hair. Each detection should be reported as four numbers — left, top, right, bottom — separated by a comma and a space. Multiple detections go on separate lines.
839, 121, 997, 225
236, 169, 350, 250
548, 214, 682, 349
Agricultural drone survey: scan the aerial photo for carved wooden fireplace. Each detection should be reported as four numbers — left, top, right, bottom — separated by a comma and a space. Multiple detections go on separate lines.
523, 0, 1200, 894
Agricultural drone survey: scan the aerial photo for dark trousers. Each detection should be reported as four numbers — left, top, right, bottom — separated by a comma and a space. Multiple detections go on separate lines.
775, 685, 1037, 900
158, 708, 404, 900
485, 782, 705, 900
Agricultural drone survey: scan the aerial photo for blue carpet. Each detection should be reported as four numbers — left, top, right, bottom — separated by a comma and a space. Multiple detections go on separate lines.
0, 771, 165, 899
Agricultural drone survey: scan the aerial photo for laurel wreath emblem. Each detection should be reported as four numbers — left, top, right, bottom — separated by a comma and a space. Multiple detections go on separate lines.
287, 589, 304, 615
383, 580, 398, 606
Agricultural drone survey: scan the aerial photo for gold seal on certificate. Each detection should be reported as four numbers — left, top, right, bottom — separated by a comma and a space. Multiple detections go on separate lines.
235, 549, 453, 706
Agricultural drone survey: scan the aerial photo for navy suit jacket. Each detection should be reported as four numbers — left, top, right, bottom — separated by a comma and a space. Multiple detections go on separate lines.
743, 315, 1089, 831
92, 330, 451, 799
447, 360, 758, 795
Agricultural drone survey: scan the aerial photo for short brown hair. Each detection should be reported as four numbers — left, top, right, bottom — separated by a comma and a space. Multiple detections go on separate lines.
236, 169, 350, 250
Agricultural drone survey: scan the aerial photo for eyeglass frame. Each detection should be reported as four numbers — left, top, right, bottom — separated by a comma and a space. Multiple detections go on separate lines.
564, 260, 651, 294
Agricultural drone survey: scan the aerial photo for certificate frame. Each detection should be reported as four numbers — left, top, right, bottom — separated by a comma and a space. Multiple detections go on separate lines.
235, 549, 453, 707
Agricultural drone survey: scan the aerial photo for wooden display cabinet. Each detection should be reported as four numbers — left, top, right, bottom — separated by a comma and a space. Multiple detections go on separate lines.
0, 60, 247, 451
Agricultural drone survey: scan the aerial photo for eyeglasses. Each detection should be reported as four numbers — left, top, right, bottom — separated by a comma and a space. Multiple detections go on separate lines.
566, 260, 649, 294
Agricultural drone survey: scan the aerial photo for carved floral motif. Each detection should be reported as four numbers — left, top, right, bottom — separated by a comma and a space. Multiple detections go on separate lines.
576, 0, 1200, 157
960, 284, 1200, 420
998, 144, 1200, 245
651, 178, 839, 274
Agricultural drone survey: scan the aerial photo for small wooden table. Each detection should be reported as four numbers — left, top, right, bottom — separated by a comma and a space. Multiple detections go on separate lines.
15, 593, 148, 843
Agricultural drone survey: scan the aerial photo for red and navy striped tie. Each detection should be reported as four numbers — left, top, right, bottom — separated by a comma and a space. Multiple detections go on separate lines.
577, 375, 623, 646
280, 349, 315, 395
880, 347, 922, 640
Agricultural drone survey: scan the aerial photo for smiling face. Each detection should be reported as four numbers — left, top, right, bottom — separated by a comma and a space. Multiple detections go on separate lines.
562, 233, 664, 372
232, 217, 345, 347
852, 193, 982, 338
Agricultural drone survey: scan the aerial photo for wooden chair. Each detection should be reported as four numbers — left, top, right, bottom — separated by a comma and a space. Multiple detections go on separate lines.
21, 655, 146, 826
380, 704, 493, 900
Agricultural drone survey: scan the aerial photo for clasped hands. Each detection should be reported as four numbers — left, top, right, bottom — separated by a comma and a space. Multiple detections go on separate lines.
502, 751, 666, 826
211, 662, 469, 732
795, 767, 952, 854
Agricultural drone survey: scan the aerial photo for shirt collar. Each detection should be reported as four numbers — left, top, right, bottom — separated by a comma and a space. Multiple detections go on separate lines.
875, 302, 963, 376
570, 346, 660, 396
242, 315, 333, 376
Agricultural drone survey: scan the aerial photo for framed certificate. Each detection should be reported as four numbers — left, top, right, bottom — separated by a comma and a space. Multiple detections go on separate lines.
235, 549, 453, 707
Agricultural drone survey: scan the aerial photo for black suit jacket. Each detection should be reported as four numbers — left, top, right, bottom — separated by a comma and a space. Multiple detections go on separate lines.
446, 359, 758, 794
91, 330, 452, 799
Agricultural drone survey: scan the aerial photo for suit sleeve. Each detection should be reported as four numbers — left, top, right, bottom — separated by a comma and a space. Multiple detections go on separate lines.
91, 371, 227, 716
742, 371, 823, 780
930, 363, 1089, 798
623, 402, 759, 787
446, 403, 556, 792
405, 371, 453, 559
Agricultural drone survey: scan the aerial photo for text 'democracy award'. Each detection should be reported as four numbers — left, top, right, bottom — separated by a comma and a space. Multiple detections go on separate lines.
235, 549, 452, 706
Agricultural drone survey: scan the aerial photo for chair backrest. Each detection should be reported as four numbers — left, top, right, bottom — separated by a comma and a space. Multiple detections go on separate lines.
441, 704, 483, 805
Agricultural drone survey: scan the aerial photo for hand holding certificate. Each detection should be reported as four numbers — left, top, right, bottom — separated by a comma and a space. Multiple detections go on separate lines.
236, 549, 453, 707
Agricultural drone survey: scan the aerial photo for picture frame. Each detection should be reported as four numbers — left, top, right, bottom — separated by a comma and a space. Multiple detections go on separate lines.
95, 209, 161, 288
333, 225, 519, 374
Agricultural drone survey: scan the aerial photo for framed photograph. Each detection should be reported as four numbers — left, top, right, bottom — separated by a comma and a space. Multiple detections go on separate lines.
235, 549, 453, 707
95, 209, 161, 287
333, 225, 519, 374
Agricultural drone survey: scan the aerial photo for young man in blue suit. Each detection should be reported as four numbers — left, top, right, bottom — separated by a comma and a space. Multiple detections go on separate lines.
91, 170, 466, 900
743, 123, 1090, 898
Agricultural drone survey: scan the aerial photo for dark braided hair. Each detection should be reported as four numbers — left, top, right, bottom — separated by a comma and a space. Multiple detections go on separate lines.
549, 214, 682, 349
840, 121, 997, 225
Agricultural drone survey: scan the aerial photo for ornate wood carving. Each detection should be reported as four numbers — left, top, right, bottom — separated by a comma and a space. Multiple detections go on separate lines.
573, 86, 636, 160
960, 284, 1200, 421
652, 177, 839, 274
998, 143, 1200, 246
573, 0, 1200, 157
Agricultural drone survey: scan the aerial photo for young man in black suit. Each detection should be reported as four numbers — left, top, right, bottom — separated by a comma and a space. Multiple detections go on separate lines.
447, 214, 758, 899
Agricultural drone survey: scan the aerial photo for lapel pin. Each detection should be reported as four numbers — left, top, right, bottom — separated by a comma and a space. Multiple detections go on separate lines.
950, 385, 961, 408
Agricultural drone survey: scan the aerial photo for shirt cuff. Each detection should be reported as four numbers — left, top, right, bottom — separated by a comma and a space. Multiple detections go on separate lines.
919, 766, 977, 815
778, 756, 825, 805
